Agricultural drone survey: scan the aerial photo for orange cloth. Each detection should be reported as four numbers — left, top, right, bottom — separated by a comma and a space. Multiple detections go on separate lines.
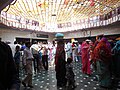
94, 38, 111, 63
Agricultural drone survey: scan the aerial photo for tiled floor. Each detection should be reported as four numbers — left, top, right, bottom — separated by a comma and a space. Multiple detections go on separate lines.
20, 62, 119, 90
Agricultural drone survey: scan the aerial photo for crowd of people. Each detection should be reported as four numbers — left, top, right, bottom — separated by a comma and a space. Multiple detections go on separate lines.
80, 36, 120, 89
0, 35, 120, 89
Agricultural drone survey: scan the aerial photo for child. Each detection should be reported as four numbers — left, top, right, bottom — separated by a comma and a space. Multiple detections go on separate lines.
66, 58, 76, 89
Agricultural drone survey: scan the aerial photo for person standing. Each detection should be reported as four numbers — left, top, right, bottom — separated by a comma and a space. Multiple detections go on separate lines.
22, 42, 34, 88
31, 41, 40, 74
41, 42, 49, 71
66, 42, 72, 59
77, 42, 82, 62
94, 37, 112, 88
51, 41, 57, 66
14, 45, 21, 77
81, 39, 91, 76
55, 40, 67, 87
8, 41, 21, 57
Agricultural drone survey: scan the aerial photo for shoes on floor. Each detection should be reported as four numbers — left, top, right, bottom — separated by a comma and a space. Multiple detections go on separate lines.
22, 81, 26, 87
72, 85, 77, 89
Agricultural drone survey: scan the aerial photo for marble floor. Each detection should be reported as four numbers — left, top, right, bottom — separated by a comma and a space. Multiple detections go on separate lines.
20, 62, 120, 90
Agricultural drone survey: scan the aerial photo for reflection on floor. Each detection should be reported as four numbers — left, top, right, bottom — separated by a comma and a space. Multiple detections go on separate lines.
20, 62, 120, 90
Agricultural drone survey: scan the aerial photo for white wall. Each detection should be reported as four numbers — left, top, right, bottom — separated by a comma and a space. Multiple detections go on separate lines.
63, 24, 120, 39
0, 22, 120, 43
0, 28, 54, 43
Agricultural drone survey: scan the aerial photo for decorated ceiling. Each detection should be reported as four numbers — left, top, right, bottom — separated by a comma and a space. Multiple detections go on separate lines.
2, 0, 120, 32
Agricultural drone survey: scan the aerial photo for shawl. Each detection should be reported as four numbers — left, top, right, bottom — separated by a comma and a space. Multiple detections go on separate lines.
55, 42, 65, 65
94, 37, 111, 63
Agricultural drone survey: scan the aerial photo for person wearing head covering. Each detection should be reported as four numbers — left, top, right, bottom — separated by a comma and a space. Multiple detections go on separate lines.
55, 40, 67, 87
81, 39, 92, 76
112, 40, 120, 78
94, 37, 112, 88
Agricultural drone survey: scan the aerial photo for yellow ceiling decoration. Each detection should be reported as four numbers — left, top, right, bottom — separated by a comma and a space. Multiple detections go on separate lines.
2, 0, 120, 25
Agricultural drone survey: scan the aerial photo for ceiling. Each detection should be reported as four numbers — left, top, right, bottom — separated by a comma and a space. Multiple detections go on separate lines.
2, 0, 120, 32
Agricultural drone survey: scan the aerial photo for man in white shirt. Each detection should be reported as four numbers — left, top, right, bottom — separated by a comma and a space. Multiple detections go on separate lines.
30, 41, 40, 73
66, 42, 72, 59
22, 41, 34, 88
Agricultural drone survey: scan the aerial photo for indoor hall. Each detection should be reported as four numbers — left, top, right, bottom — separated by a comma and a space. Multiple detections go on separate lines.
0, 0, 120, 90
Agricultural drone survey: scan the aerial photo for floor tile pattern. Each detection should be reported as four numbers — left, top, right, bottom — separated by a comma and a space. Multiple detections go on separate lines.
20, 62, 119, 90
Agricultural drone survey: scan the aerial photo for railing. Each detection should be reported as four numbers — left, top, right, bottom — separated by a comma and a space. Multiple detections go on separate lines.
0, 11, 120, 32
0, 15, 40, 31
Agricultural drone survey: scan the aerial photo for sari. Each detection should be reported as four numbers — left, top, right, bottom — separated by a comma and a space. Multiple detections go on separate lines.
94, 37, 112, 88
55, 41, 66, 87
81, 41, 91, 75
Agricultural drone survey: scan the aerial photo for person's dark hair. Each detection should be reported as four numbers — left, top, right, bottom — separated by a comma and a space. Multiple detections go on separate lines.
14, 41, 17, 44
15, 45, 20, 51
57, 40, 64, 45
25, 41, 31, 47
67, 58, 73, 64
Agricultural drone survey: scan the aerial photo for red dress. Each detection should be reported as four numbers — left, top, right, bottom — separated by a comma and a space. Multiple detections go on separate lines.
81, 41, 91, 75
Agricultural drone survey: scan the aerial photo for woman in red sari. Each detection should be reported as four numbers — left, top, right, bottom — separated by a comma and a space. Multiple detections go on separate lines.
81, 39, 91, 75
94, 37, 112, 88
